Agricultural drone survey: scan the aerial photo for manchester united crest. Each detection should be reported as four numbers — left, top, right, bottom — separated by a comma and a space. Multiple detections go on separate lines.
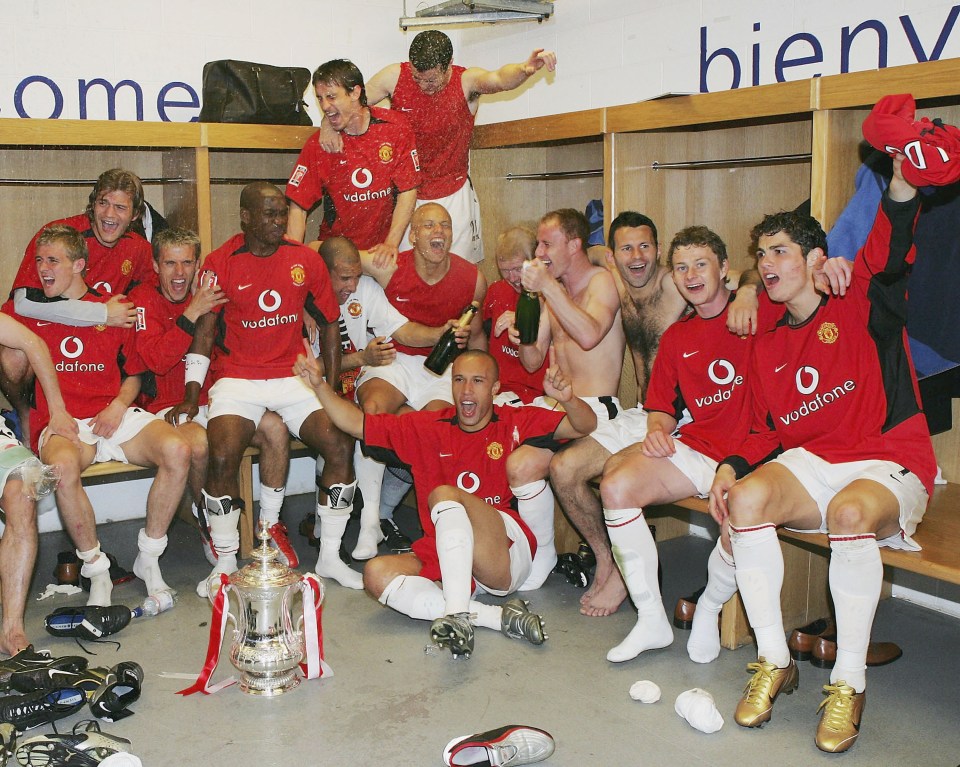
486, 441, 504, 460
291, 264, 306, 286
95, 324, 106, 332
378, 143, 394, 163
121, 259, 132, 276
347, 300, 363, 318
817, 322, 839, 344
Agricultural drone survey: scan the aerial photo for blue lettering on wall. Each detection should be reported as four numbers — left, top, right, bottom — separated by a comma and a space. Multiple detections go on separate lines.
701, 4, 960, 92
79, 79, 144, 120
157, 82, 200, 122
14, 76, 64, 119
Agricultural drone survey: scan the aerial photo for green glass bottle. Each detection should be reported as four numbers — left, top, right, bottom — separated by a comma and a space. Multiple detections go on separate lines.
515, 289, 540, 344
424, 302, 479, 375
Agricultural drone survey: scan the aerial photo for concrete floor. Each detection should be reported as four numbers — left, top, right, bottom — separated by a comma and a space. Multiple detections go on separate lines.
15, 493, 960, 766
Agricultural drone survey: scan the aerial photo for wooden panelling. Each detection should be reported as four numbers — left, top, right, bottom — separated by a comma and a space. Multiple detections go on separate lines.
815, 58, 960, 110
472, 109, 604, 149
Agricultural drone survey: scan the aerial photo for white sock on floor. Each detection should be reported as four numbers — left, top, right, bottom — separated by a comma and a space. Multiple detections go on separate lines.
731, 523, 789, 667
604, 507, 673, 662
353, 448, 385, 559
829, 534, 882, 693
687, 542, 737, 664
379, 575, 445, 620
315, 504, 363, 590
258, 484, 285, 528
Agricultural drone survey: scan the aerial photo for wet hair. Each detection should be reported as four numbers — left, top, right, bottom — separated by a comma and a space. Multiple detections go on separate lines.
608, 211, 658, 251
541, 209, 590, 250
86, 168, 144, 222
36, 224, 88, 264
667, 225, 728, 267
312, 59, 367, 107
751, 211, 828, 257
409, 30, 454, 72
454, 349, 500, 381
318, 235, 361, 271
495, 226, 536, 261
152, 227, 200, 263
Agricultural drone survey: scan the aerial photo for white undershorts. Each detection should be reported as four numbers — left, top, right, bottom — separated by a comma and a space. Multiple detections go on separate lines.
665, 439, 719, 498
773, 446, 928, 551
208, 376, 321, 439
590, 404, 647, 454
405, 179, 483, 264
356, 353, 453, 410
493, 392, 561, 411
476, 511, 533, 596
40, 407, 159, 464
156, 404, 210, 428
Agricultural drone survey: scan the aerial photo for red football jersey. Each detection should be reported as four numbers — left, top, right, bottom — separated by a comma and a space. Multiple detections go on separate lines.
26, 290, 145, 448
391, 63, 474, 199
386, 251, 477, 357
483, 279, 546, 403
285, 107, 421, 249
200, 235, 339, 380
730, 195, 937, 494
7, 213, 154, 302
129, 283, 210, 411
644, 291, 779, 462
363, 405, 565, 579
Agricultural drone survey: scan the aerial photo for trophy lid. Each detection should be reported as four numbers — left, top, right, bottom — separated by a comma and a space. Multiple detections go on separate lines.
230, 523, 302, 590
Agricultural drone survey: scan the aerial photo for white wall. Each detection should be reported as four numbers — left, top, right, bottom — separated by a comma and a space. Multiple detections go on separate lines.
3, 1, 958, 124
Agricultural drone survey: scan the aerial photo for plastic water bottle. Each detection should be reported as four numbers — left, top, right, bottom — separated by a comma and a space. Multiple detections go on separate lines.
131, 590, 177, 618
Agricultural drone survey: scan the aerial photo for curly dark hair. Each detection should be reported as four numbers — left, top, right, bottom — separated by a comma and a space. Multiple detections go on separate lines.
608, 211, 658, 251
409, 30, 454, 71
750, 211, 827, 257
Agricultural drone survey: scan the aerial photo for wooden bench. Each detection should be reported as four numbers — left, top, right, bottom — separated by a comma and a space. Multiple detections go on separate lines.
641, 483, 960, 648
79, 440, 313, 559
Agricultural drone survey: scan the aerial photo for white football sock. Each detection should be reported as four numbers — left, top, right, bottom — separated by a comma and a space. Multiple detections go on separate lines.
78, 544, 112, 607
258, 484, 285, 528
604, 507, 673, 662
197, 492, 240, 598
512, 480, 557, 591
353, 447, 385, 559
687, 542, 737, 664
432, 500, 474, 615
829, 534, 882, 693
379, 575, 445, 620
731, 523, 789, 667
314, 503, 362, 590
133, 529, 174, 597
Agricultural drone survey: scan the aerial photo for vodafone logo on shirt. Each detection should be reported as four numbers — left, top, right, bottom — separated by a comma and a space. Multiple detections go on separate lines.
777, 365, 857, 427
241, 289, 297, 329
344, 166, 391, 203
456, 470, 502, 507
694, 358, 743, 408
351, 168, 373, 189
56, 336, 105, 372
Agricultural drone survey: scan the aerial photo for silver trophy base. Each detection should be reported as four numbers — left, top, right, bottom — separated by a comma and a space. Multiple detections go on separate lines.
239, 668, 301, 696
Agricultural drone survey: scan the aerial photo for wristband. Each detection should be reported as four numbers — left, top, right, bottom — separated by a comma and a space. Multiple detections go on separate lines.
184, 354, 210, 386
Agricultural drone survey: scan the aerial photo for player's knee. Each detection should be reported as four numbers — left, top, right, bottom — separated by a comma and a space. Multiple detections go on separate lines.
598, 462, 632, 509
427, 485, 458, 508
506, 447, 543, 486
826, 499, 870, 534
362, 558, 390, 598
158, 431, 191, 471
726, 476, 772, 527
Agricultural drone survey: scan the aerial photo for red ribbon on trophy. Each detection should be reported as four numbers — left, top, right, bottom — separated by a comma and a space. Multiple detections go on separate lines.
176, 574, 236, 695
298, 573, 333, 680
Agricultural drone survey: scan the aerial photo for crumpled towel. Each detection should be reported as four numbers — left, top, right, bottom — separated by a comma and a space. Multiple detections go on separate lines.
37, 583, 83, 600
674, 688, 724, 733
629, 680, 661, 703
100, 753, 143, 767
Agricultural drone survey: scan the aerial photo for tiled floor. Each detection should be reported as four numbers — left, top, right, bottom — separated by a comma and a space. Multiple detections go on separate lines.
14, 494, 960, 766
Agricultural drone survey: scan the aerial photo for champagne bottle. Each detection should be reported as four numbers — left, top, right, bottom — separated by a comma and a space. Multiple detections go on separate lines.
424, 302, 480, 375
515, 289, 540, 344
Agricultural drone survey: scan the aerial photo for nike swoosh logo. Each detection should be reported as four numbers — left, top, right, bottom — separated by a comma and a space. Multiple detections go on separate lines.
394, 297, 410, 302
440, 453, 453, 457
36, 321, 51, 326
775, 364, 788, 372
238, 284, 252, 291
399, 107, 413, 112
682, 351, 699, 358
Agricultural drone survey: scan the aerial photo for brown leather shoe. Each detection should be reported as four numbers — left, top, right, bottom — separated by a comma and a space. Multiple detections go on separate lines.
787, 617, 833, 661
673, 586, 704, 630
53, 551, 80, 586
811, 634, 903, 668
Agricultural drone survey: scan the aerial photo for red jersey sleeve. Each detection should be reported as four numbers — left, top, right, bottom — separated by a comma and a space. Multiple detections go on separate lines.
286, 135, 327, 212
389, 113, 422, 194
130, 286, 193, 376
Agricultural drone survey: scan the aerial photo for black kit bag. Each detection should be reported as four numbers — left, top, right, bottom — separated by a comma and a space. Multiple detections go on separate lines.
199, 60, 312, 125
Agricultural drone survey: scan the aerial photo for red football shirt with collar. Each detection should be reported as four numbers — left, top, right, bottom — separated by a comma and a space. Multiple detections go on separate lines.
391, 63, 474, 199
5, 214, 154, 310
25, 289, 145, 448
728, 194, 937, 495
285, 107, 421, 249
129, 283, 210, 411
483, 279, 546, 403
362, 404, 565, 581
199, 235, 339, 380
386, 250, 477, 357
644, 291, 780, 462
